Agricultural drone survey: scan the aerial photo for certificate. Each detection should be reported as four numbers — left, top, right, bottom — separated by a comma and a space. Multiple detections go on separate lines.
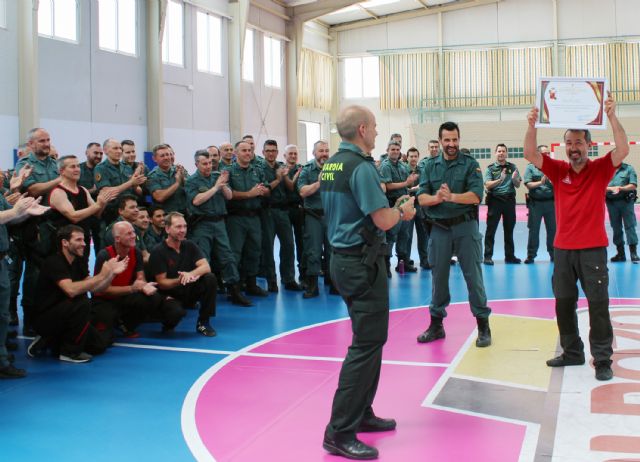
535, 77, 608, 130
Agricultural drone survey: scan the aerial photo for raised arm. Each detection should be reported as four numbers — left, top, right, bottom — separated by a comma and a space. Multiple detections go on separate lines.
524, 107, 543, 169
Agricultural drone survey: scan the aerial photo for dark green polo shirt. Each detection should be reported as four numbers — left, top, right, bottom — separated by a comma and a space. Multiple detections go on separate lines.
227, 162, 266, 210
418, 152, 484, 220
184, 171, 227, 217
379, 158, 410, 198
484, 161, 519, 196
94, 160, 135, 192
320, 142, 388, 248
79, 162, 96, 194
16, 153, 59, 204
262, 161, 288, 206
297, 159, 324, 210
524, 163, 554, 200
147, 166, 187, 213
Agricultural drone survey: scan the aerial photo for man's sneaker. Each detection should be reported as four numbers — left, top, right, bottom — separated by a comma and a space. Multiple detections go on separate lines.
595, 363, 613, 381
196, 322, 216, 337
27, 335, 47, 358
546, 354, 585, 367
524, 257, 535, 264
0, 364, 27, 379
59, 352, 93, 363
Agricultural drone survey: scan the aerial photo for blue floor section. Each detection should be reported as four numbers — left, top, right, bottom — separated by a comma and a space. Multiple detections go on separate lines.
2, 219, 639, 460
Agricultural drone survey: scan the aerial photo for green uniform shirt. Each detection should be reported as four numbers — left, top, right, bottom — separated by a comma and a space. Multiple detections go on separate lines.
103, 217, 147, 250
285, 163, 303, 206
15, 153, 59, 204
147, 165, 187, 213
79, 162, 96, 194
418, 152, 484, 220
262, 161, 288, 206
607, 163, 638, 200
0, 195, 10, 252
184, 170, 227, 217
227, 162, 266, 210
320, 142, 388, 248
523, 163, 554, 200
484, 161, 519, 196
297, 159, 323, 210
379, 158, 410, 199
94, 160, 135, 192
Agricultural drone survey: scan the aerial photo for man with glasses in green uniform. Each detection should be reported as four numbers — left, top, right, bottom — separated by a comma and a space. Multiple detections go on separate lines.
226, 141, 269, 297
606, 162, 638, 262
185, 150, 252, 306
260, 140, 302, 292
320, 105, 416, 460
298, 140, 333, 298
416, 121, 493, 349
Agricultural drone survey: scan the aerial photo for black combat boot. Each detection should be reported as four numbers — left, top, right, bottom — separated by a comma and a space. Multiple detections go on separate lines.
476, 317, 492, 348
630, 244, 639, 262
417, 316, 445, 343
610, 245, 626, 262
303, 275, 319, 299
227, 284, 253, 306
245, 277, 268, 297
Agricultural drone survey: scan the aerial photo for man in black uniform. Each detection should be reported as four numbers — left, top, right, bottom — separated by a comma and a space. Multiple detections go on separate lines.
320, 105, 416, 460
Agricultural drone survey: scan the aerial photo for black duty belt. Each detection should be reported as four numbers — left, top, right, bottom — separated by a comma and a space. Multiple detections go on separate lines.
0, 251, 7, 259
270, 203, 290, 210
530, 197, 554, 202
429, 211, 477, 229
332, 243, 388, 256
201, 215, 226, 222
228, 209, 260, 217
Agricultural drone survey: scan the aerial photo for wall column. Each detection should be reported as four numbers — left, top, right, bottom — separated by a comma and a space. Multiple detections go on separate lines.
18, 0, 39, 141
146, 0, 164, 149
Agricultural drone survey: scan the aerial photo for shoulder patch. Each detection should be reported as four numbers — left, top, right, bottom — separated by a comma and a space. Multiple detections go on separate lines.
95, 173, 102, 182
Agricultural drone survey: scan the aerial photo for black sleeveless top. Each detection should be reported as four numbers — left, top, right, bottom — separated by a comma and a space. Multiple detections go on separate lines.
49, 184, 92, 231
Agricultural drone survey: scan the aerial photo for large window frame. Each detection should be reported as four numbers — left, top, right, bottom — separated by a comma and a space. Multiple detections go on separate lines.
162, 0, 184, 67
196, 10, 222, 75
242, 28, 254, 82
343, 56, 379, 99
263, 35, 282, 89
38, 0, 79, 43
98, 0, 137, 56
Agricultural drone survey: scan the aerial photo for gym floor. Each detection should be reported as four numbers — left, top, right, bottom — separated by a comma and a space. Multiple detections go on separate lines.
3, 205, 640, 462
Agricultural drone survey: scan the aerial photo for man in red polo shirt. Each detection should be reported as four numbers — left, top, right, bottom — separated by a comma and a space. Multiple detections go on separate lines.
524, 92, 629, 381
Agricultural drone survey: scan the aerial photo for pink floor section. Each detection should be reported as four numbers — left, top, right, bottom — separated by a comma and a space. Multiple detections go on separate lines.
191, 301, 557, 461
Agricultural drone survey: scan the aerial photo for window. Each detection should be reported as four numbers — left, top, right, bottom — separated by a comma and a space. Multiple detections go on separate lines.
470, 148, 491, 160
0, 0, 6, 29
196, 11, 222, 74
343, 56, 379, 99
507, 147, 524, 159
300, 121, 321, 159
162, 0, 183, 67
242, 29, 254, 81
263, 36, 281, 89
38, 0, 78, 42
98, 0, 136, 55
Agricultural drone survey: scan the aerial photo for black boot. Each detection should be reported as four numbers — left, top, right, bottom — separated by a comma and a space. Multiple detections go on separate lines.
417, 316, 445, 343
245, 277, 268, 297
476, 317, 492, 347
303, 275, 319, 299
611, 245, 626, 262
630, 244, 639, 262
227, 284, 253, 306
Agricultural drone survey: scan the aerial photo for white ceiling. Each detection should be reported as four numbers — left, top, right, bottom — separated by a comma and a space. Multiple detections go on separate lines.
279, 0, 462, 26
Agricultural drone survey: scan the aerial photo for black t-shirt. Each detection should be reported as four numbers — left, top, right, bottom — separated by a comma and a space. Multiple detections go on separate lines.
34, 253, 89, 315
148, 240, 205, 279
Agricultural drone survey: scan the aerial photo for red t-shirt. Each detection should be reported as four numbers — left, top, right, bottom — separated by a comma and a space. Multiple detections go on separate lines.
541, 152, 616, 249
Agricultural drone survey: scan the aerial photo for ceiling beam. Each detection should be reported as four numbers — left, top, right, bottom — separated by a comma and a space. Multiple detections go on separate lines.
415, 0, 430, 9
329, 0, 501, 32
289, 0, 361, 23
358, 4, 379, 20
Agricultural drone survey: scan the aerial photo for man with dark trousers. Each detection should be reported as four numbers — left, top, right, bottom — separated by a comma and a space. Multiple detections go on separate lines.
483, 143, 522, 264
524, 92, 628, 381
148, 212, 218, 337
416, 122, 492, 349
523, 145, 556, 263
320, 105, 416, 460
606, 162, 638, 262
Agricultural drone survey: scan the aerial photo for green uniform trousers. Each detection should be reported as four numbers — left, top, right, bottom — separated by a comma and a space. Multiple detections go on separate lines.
226, 215, 261, 279
606, 199, 638, 246
526, 199, 556, 259
261, 208, 297, 283
303, 213, 329, 277
326, 253, 389, 438
190, 219, 240, 285
428, 219, 490, 318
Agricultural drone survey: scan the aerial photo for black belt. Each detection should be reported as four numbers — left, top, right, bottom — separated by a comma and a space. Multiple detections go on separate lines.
270, 203, 289, 210
228, 209, 260, 217
332, 243, 388, 256
0, 251, 7, 259
201, 215, 226, 222
430, 211, 477, 228
530, 197, 554, 202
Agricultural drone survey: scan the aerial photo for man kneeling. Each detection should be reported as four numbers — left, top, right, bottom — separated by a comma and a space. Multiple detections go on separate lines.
92, 221, 186, 340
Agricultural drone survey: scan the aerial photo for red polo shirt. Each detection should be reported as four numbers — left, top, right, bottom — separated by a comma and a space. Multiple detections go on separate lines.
541, 152, 616, 250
